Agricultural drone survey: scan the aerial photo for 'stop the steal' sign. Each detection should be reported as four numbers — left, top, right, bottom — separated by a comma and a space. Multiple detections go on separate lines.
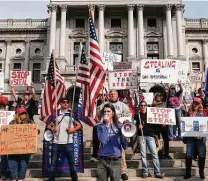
140, 59, 179, 84
10, 71, 31, 86
147, 107, 176, 125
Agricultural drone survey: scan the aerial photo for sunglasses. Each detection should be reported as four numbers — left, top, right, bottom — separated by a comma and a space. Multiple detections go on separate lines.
61, 101, 69, 104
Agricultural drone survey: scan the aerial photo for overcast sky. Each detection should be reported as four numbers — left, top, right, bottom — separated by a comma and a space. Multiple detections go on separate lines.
0, 1, 207, 19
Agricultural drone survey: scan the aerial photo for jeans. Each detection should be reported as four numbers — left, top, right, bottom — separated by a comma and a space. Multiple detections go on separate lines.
48, 143, 78, 181
138, 136, 161, 175
8, 154, 30, 180
0, 156, 8, 176
169, 108, 181, 138
186, 138, 206, 158
121, 148, 127, 174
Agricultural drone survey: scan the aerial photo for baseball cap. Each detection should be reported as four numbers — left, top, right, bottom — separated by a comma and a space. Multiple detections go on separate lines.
23, 91, 31, 95
16, 107, 27, 114
193, 97, 202, 104
60, 97, 69, 103
0, 96, 9, 106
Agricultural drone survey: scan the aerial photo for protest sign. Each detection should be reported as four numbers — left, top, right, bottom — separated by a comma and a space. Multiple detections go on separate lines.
0, 124, 38, 155
0, 111, 15, 125
102, 52, 122, 71
140, 59, 179, 83
108, 70, 138, 90
190, 71, 202, 83
113, 62, 132, 70
181, 117, 208, 137
178, 61, 189, 83
147, 107, 176, 125
141, 93, 154, 105
10, 71, 32, 86
0, 72, 4, 92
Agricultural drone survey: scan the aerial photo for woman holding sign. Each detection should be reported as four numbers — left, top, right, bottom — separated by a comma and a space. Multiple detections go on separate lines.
183, 97, 206, 179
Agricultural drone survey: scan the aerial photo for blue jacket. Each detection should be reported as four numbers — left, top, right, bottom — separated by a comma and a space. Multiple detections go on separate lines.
97, 123, 128, 157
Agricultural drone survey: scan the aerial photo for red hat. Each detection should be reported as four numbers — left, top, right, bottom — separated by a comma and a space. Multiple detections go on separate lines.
16, 107, 27, 114
23, 91, 30, 95
0, 96, 9, 106
193, 97, 202, 104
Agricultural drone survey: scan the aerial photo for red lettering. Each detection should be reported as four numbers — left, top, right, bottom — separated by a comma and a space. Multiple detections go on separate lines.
144, 61, 150, 69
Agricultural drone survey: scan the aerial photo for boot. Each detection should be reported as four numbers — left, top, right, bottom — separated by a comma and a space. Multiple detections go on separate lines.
198, 157, 205, 179
184, 157, 192, 179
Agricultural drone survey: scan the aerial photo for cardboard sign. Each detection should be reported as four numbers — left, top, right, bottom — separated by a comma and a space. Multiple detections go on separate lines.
181, 117, 208, 137
140, 59, 179, 83
178, 61, 189, 83
0, 72, 4, 92
140, 93, 154, 105
10, 71, 31, 86
0, 111, 15, 125
0, 124, 38, 155
190, 71, 202, 83
147, 107, 176, 125
108, 71, 138, 90
113, 62, 132, 70
102, 52, 122, 71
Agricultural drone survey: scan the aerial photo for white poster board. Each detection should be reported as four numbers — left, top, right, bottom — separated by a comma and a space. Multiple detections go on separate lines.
10, 71, 32, 86
140, 59, 179, 83
108, 71, 138, 90
147, 107, 176, 125
102, 52, 122, 71
140, 93, 154, 105
190, 71, 203, 83
181, 117, 208, 137
0, 72, 4, 92
0, 111, 15, 125
178, 61, 189, 83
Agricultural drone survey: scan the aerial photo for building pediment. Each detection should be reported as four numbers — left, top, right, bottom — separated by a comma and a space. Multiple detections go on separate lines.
11, 55, 25, 60
145, 30, 162, 37
30, 55, 44, 61
105, 29, 127, 38
68, 30, 88, 38
189, 55, 202, 60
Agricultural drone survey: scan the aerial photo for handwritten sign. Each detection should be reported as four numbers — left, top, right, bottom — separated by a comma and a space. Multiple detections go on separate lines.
102, 52, 122, 71
108, 71, 138, 90
113, 62, 132, 70
147, 107, 176, 125
181, 117, 208, 137
10, 71, 31, 86
0, 124, 38, 155
190, 71, 202, 83
178, 61, 189, 83
140, 59, 179, 83
0, 111, 15, 125
0, 72, 4, 92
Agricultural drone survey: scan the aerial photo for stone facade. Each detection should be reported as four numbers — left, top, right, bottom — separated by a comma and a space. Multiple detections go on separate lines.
0, 0, 207, 101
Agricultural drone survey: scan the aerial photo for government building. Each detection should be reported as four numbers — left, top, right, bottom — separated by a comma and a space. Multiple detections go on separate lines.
0, 0, 207, 107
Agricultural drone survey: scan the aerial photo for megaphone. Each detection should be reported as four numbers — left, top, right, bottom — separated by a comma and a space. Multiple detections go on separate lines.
121, 122, 137, 138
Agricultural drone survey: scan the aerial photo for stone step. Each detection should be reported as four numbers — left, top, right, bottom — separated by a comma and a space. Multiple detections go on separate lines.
28, 159, 208, 169
25, 168, 208, 178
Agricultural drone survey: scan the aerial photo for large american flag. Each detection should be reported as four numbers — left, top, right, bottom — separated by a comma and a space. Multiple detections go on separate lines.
40, 52, 66, 124
89, 9, 105, 120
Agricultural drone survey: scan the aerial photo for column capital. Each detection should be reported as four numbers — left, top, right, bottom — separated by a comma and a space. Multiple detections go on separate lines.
5, 39, 12, 44
25, 39, 31, 44
127, 4, 135, 11
175, 4, 185, 11
88, 4, 95, 11
59, 4, 67, 12
137, 4, 144, 11
165, 4, 172, 11
47, 4, 58, 12
97, 4, 105, 11
202, 39, 208, 44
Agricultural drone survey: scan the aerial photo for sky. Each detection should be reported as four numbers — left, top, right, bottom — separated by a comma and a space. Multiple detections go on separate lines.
0, 1, 207, 19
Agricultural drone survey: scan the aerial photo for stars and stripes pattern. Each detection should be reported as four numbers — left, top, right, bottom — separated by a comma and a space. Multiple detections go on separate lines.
40, 52, 66, 124
88, 8, 105, 121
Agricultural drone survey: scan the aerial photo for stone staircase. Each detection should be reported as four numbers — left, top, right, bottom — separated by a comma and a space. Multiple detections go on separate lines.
2, 116, 208, 180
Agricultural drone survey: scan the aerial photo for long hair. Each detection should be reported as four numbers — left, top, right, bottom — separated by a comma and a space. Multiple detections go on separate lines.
14, 112, 30, 123
102, 103, 119, 127
188, 102, 203, 116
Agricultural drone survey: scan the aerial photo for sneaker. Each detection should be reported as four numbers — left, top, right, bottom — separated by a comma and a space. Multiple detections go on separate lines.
90, 157, 98, 162
142, 173, 148, 178
175, 136, 182, 141
121, 173, 128, 180
155, 173, 165, 179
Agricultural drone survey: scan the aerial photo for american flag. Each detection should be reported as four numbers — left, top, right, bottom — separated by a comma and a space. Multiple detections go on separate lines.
88, 8, 105, 120
40, 52, 66, 124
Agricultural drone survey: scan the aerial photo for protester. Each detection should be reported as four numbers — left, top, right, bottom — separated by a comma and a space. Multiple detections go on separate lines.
119, 89, 134, 115
0, 92, 9, 180
152, 92, 171, 159
137, 101, 164, 179
46, 97, 82, 181
10, 82, 36, 120
167, 80, 183, 140
183, 97, 206, 179
97, 103, 128, 181
7, 107, 34, 181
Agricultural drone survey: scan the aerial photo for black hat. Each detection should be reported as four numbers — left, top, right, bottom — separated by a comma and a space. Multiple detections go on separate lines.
60, 97, 69, 103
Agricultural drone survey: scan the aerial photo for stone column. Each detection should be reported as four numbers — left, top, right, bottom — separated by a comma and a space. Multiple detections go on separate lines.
98, 5, 105, 55
165, 5, 174, 57
176, 4, 184, 58
59, 5, 67, 58
127, 4, 135, 57
48, 4, 57, 56
137, 5, 145, 58
24, 40, 30, 70
203, 40, 208, 61
185, 40, 189, 61
5, 40, 11, 80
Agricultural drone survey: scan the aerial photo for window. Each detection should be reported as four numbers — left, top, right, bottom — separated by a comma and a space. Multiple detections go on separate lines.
111, 18, 121, 29
0, 63, 2, 72
75, 19, 85, 29
13, 63, 21, 71
192, 62, 200, 71
147, 18, 157, 28
109, 42, 123, 61
147, 54, 159, 59
32, 63, 41, 82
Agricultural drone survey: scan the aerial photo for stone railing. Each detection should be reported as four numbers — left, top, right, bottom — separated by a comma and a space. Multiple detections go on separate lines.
0, 19, 47, 29
185, 18, 208, 29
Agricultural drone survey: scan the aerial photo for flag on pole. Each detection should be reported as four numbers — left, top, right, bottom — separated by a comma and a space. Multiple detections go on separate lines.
40, 51, 66, 124
89, 7, 105, 120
